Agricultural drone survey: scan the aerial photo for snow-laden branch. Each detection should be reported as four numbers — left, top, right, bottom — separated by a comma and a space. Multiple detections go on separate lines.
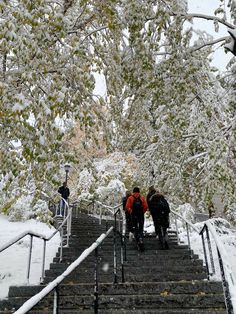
147, 12, 235, 29
68, 25, 107, 36
182, 133, 198, 139
190, 36, 228, 52
185, 152, 208, 163
183, 13, 235, 30
81, 26, 108, 43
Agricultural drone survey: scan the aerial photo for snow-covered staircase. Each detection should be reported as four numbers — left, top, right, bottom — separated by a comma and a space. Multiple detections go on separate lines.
0, 213, 226, 313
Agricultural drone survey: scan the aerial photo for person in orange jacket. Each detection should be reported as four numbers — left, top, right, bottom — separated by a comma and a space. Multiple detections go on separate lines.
126, 187, 148, 247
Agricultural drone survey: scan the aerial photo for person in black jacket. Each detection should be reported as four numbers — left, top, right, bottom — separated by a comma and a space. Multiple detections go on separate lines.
147, 190, 170, 249
57, 182, 70, 216
147, 185, 156, 208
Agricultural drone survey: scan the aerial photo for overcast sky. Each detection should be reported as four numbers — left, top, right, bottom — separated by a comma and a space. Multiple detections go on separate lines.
188, 0, 231, 71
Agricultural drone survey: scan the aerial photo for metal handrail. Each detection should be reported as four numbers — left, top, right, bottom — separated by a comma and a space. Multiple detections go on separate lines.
0, 198, 71, 283
200, 221, 235, 314
170, 209, 199, 257
14, 227, 114, 314
78, 199, 126, 283
113, 206, 126, 283
172, 208, 235, 314
12, 198, 126, 314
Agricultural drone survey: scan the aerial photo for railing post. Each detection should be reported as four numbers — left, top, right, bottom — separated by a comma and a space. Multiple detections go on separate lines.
69, 205, 72, 236
99, 206, 102, 225
121, 234, 125, 283
174, 215, 179, 244
118, 209, 121, 233
205, 226, 215, 275
59, 228, 63, 262
66, 204, 71, 247
124, 234, 127, 262
94, 247, 99, 314
217, 247, 234, 314
105, 217, 108, 231
113, 214, 118, 284
186, 223, 192, 258
40, 239, 46, 283
201, 229, 210, 280
53, 286, 59, 314
27, 235, 33, 283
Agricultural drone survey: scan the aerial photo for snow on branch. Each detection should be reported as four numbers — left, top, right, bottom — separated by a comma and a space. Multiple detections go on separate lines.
182, 133, 198, 139
189, 36, 228, 53
185, 152, 208, 163
183, 13, 235, 29
147, 12, 235, 29
68, 25, 108, 36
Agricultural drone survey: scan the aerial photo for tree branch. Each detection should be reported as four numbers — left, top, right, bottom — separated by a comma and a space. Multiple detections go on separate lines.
189, 36, 228, 52
183, 13, 235, 29
147, 12, 235, 29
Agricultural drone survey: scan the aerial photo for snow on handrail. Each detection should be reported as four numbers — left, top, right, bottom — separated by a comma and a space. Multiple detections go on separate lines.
14, 226, 114, 314
205, 221, 236, 287
79, 198, 122, 215
170, 209, 199, 232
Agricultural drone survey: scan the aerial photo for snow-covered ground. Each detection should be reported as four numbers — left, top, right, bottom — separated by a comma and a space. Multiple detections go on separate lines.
1, 210, 236, 312
0, 214, 60, 299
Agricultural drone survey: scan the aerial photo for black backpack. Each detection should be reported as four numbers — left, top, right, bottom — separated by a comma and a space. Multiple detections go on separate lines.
132, 196, 143, 215
158, 198, 170, 216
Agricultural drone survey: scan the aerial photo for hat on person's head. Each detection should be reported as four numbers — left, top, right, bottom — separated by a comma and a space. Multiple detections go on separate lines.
133, 187, 140, 193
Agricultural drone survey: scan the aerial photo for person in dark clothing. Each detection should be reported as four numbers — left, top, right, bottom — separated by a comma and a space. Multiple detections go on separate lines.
57, 182, 70, 216
122, 190, 133, 237
126, 187, 148, 250
147, 185, 156, 209
148, 190, 170, 249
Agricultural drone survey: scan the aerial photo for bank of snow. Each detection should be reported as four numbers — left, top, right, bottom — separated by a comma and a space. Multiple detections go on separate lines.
0, 214, 60, 299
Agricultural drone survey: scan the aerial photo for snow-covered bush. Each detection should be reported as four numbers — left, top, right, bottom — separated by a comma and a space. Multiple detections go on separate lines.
32, 199, 53, 225
95, 179, 126, 206
7, 194, 52, 224
8, 195, 33, 221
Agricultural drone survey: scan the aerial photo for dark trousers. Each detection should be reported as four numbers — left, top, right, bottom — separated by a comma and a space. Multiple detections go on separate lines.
131, 212, 144, 242
156, 225, 168, 247
125, 211, 133, 233
150, 210, 169, 248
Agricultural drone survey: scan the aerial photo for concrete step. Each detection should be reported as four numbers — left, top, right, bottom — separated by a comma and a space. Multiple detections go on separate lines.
43, 272, 207, 284
67, 238, 179, 245
45, 264, 206, 278
53, 253, 199, 264
56, 249, 196, 259
9, 281, 224, 298
24, 309, 227, 314
0, 293, 225, 311
48, 258, 204, 271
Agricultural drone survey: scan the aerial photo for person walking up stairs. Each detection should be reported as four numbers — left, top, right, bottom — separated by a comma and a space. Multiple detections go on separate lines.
125, 187, 148, 252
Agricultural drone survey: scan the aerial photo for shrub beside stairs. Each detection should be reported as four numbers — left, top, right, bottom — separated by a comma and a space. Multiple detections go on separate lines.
0, 213, 226, 313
